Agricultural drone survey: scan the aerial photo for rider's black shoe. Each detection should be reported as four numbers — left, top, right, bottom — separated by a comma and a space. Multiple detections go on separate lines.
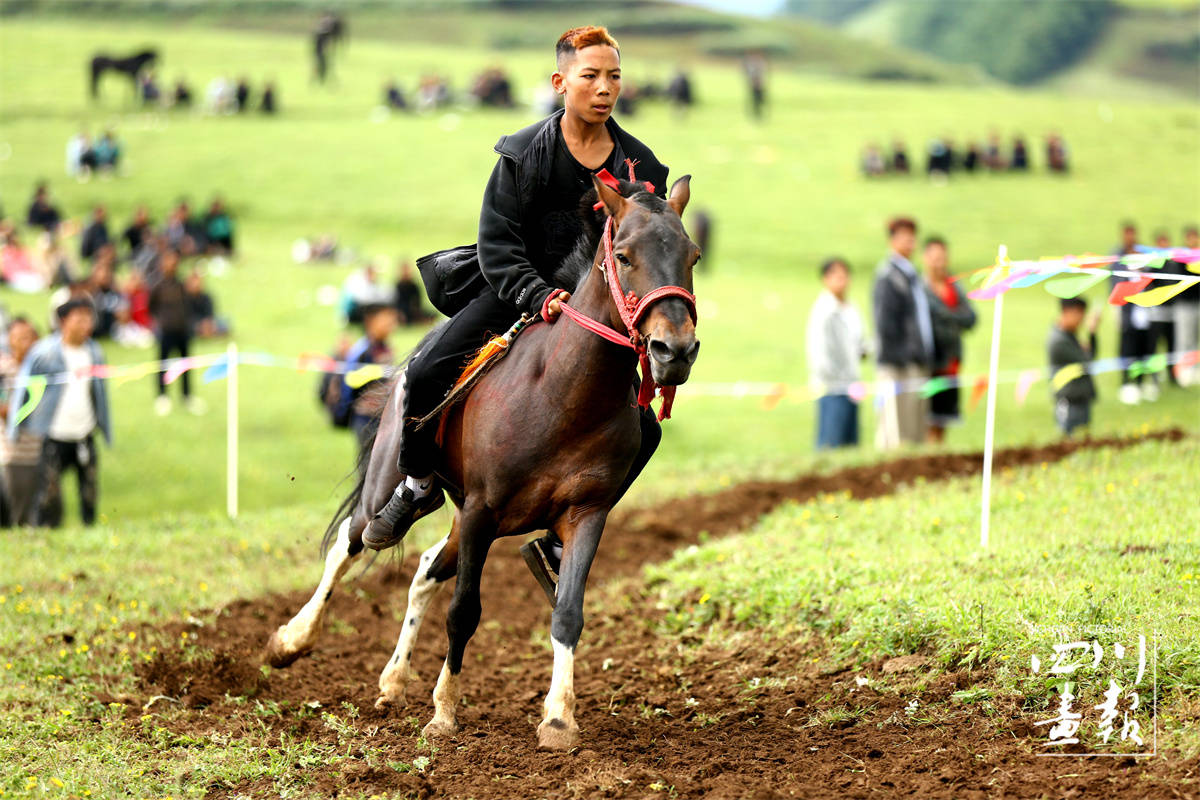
363, 484, 445, 551
520, 534, 562, 608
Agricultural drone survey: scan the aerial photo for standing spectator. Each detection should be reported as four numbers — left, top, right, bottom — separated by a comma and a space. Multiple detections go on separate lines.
123, 205, 152, 256
9, 299, 111, 528
26, 184, 62, 232
149, 249, 200, 415
744, 52, 767, 120
1172, 225, 1200, 386
1146, 230, 1179, 387
203, 198, 234, 255
1046, 132, 1069, 173
0, 318, 43, 526
1048, 298, 1099, 437
806, 258, 866, 450
873, 217, 934, 449
1112, 221, 1153, 404
260, 82, 277, 114
1010, 135, 1029, 171
394, 261, 428, 326
923, 237, 977, 444
891, 140, 910, 174
235, 77, 251, 112
79, 205, 110, 262
334, 304, 398, 444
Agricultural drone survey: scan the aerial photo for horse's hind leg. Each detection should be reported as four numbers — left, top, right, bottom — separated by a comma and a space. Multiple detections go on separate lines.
376, 519, 460, 710
265, 514, 364, 667
423, 504, 491, 739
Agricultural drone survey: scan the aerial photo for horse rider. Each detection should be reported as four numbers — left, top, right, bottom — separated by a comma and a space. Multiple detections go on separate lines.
363, 25, 671, 605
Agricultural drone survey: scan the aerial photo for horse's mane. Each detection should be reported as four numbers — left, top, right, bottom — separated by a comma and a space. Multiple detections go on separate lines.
552, 179, 668, 292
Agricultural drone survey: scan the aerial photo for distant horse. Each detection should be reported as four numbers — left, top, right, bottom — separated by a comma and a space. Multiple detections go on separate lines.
90, 49, 157, 100
266, 174, 700, 749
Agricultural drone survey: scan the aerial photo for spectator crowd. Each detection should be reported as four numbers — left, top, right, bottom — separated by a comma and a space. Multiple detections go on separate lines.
806, 217, 1197, 451
861, 132, 1069, 180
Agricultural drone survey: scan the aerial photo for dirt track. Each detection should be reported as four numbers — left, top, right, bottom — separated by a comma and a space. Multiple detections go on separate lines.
117, 430, 1197, 799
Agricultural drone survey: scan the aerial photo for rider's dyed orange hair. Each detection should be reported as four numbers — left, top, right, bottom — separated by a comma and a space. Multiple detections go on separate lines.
556, 26, 620, 67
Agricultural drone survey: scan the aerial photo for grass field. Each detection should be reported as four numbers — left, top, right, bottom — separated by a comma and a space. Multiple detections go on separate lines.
0, 14, 1196, 521
0, 10, 1198, 795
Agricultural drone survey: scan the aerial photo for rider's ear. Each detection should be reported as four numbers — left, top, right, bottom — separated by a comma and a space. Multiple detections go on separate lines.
591, 174, 626, 220
666, 175, 691, 217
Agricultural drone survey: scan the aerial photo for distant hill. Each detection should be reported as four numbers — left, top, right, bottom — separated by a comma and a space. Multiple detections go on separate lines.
786, 0, 1200, 96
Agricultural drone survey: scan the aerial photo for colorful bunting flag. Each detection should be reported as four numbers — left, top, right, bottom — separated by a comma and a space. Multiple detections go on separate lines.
968, 375, 989, 412
15, 375, 46, 424
1014, 369, 1040, 407
1107, 276, 1153, 306
345, 364, 385, 389
1126, 279, 1197, 307
1043, 272, 1109, 299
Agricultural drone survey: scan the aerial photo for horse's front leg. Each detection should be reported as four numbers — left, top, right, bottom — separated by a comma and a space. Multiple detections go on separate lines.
423, 504, 492, 739
376, 528, 458, 709
265, 516, 363, 667
537, 508, 608, 750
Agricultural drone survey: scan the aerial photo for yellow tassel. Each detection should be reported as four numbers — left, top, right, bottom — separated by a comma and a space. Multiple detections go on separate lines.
452, 336, 509, 391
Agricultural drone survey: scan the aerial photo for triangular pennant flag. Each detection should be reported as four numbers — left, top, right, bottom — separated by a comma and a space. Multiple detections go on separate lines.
297, 351, 337, 373
920, 375, 954, 398
1015, 369, 1040, 407
1174, 350, 1200, 381
1107, 276, 1153, 306
1011, 266, 1068, 288
1126, 279, 1196, 307
163, 357, 197, 386
967, 375, 988, 412
15, 375, 47, 424
113, 361, 161, 387
1051, 363, 1085, 392
202, 358, 229, 384
1044, 272, 1109, 298
345, 364, 385, 389
762, 383, 786, 410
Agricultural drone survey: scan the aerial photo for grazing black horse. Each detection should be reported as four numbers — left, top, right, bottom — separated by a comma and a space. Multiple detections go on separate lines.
90, 49, 157, 100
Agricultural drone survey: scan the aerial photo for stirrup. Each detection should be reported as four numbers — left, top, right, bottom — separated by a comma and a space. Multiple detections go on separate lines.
520, 539, 559, 609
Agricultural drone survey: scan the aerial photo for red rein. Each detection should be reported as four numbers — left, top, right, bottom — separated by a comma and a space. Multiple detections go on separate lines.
557, 202, 697, 422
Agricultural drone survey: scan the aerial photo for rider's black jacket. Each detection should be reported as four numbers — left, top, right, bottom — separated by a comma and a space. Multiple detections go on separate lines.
418, 109, 669, 318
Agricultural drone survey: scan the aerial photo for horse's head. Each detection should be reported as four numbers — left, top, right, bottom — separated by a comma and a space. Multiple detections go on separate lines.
591, 174, 700, 387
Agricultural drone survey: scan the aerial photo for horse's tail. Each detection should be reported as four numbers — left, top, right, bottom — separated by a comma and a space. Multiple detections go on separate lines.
319, 320, 445, 556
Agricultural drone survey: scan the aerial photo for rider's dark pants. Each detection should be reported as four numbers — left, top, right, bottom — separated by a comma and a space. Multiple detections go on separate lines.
398, 288, 520, 478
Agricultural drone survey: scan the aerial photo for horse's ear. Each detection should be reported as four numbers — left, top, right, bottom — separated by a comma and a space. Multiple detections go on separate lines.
666, 175, 691, 217
591, 174, 626, 220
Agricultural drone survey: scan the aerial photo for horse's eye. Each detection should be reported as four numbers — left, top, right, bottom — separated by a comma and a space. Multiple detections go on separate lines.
616, 253, 632, 267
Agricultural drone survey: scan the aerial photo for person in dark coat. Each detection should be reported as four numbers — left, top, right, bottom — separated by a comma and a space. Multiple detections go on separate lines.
922, 237, 977, 443
1048, 297, 1099, 436
26, 184, 61, 233
79, 205, 110, 262
872, 217, 934, 449
149, 249, 199, 415
366, 26, 671, 585
123, 206, 152, 257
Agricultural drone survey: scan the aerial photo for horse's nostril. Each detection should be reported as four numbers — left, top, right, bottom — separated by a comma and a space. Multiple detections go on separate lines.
684, 340, 700, 364
649, 339, 674, 364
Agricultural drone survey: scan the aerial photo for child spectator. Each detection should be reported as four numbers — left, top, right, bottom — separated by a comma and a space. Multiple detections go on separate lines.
334, 304, 398, 443
10, 299, 111, 527
149, 249, 201, 415
1048, 297, 1099, 437
0, 318, 43, 526
806, 258, 866, 449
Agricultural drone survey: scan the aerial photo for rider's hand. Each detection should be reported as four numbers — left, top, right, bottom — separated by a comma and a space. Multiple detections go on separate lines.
546, 292, 571, 321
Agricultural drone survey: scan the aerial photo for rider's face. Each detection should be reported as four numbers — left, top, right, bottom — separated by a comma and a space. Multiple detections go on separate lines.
553, 45, 621, 125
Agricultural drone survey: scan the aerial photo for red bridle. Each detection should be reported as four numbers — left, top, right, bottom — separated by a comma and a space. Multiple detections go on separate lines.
557, 210, 698, 422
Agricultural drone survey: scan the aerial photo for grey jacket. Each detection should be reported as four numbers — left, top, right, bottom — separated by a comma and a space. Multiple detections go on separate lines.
7, 334, 112, 444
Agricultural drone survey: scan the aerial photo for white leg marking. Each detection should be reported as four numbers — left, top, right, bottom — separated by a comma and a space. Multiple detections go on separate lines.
376, 535, 448, 708
422, 660, 460, 738
267, 518, 357, 664
537, 637, 580, 749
